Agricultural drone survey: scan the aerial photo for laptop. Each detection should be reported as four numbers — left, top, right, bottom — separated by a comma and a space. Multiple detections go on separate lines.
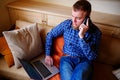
19, 54, 59, 80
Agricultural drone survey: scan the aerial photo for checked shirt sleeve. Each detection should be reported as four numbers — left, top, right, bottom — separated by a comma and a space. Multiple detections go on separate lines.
78, 29, 102, 61
45, 20, 71, 56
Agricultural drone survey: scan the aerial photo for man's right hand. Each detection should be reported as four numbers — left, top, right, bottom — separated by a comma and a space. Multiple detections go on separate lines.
45, 56, 53, 66
78, 18, 89, 38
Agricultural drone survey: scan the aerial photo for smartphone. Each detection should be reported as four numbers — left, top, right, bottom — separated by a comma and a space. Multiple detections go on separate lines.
79, 16, 89, 31
83, 16, 89, 25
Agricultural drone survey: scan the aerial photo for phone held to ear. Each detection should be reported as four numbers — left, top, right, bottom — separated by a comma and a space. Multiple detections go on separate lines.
78, 16, 89, 38
83, 16, 89, 25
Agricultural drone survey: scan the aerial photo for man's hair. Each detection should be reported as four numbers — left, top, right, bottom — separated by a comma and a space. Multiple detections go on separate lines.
73, 0, 91, 17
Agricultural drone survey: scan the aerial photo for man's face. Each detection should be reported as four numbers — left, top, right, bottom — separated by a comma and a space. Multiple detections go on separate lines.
72, 9, 87, 29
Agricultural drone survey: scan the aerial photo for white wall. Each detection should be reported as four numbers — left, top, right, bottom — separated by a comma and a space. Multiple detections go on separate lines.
0, 0, 17, 36
30, 0, 120, 15
31, 0, 77, 7
90, 0, 120, 16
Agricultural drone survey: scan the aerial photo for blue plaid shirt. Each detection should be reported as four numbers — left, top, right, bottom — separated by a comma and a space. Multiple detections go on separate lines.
45, 19, 102, 61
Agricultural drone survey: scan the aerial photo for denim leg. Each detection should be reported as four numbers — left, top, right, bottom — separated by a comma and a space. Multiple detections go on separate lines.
60, 56, 75, 80
60, 56, 81, 80
71, 61, 93, 80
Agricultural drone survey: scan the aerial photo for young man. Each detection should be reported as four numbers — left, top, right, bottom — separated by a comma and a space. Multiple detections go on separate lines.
45, 0, 102, 80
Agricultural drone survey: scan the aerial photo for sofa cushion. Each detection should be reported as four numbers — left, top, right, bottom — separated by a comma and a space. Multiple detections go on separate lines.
0, 36, 14, 67
109, 37, 120, 65
3, 23, 43, 68
96, 24, 120, 65
52, 35, 64, 68
0, 56, 29, 80
16, 20, 53, 46
0, 20, 38, 67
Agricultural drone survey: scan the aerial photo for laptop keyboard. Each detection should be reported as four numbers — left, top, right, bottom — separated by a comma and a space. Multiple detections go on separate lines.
33, 60, 52, 78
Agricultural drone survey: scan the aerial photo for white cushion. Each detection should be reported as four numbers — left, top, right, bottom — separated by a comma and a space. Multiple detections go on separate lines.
3, 23, 43, 68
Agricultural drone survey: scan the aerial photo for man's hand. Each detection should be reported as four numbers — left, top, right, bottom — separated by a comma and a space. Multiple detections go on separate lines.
45, 56, 53, 66
78, 18, 89, 38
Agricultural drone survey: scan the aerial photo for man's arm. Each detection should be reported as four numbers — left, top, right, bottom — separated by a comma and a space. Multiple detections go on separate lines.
45, 19, 71, 56
78, 18, 102, 61
79, 29, 102, 61
45, 19, 71, 66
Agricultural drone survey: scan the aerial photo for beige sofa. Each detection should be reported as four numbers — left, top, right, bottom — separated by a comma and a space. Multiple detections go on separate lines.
0, 20, 53, 80
0, 20, 120, 80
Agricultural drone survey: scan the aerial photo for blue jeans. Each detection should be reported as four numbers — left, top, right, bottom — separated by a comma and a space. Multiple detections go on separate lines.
60, 56, 93, 80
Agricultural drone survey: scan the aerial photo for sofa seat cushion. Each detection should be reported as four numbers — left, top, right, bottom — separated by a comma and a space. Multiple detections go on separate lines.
49, 74, 60, 80
0, 56, 29, 80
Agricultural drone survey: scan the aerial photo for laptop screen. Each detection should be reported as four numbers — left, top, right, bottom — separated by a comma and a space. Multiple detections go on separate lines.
19, 58, 43, 80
